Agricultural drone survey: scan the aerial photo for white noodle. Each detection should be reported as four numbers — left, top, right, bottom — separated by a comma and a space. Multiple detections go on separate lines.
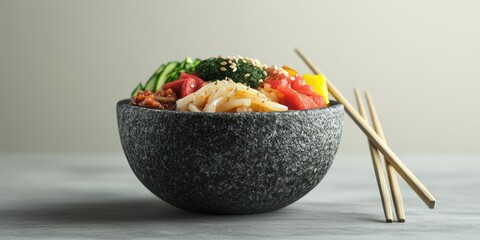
176, 80, 288, 112
216, 98, 251, 112
188, 103, 201, 112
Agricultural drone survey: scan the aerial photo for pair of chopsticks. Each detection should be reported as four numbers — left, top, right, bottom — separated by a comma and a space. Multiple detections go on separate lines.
355, 89, 405, 222
294, 48, 436, 221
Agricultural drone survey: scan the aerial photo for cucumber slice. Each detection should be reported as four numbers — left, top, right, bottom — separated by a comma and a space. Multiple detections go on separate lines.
144, 73, 157, 92
167, 60, 190, 83
170, 69, 188, 82
131, 83, 143, 97
175, 57, 191, 73
174, 57, 194, 77
155, 62, 179, 91
166, 72, 176, 84
169, 71, 180, 82
131, 58, 201, 95
154, 64, 165, 75
144, 64, 165, 91
174, 61, 187, 78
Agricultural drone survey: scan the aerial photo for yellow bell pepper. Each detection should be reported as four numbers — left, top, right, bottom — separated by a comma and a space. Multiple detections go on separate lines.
282, 65, 298, 77
303, 74, 329, 105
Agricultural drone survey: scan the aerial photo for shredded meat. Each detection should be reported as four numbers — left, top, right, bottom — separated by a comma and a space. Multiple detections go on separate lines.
130, 89, 177, 110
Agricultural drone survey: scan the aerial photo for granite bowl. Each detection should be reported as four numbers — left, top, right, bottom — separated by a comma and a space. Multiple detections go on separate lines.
117, 99, 344, 214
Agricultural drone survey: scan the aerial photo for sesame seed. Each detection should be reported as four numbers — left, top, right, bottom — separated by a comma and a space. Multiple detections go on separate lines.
244, 73, 250, 78
263, 71, 267, 76
229, 65, 235, 69
233, 67, 237, 72
218, 56, 267, 70
220, 61, 227, 66
220, 67, 227, 71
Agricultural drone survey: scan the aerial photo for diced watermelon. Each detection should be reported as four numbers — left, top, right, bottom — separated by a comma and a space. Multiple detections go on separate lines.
294, 86, 325, 108
263, 78, 291, 89
292, 83, 313, 93
276, 86, 319, 110
291, 77, 307, 90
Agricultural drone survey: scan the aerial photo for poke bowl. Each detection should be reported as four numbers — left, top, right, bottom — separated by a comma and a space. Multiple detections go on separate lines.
117, 56, 345, 214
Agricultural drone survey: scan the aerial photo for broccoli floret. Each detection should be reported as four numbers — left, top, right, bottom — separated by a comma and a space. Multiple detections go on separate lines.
194, 57, 266, 88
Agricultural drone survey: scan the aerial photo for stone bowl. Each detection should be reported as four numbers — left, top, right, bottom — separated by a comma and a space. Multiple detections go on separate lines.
117, 99, 344, 214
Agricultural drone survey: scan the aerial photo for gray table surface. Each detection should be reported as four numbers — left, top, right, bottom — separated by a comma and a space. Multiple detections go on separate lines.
0, 153, 479, 239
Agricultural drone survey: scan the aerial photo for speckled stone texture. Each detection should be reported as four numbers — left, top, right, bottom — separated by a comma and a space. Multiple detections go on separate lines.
117, 99, 344, 214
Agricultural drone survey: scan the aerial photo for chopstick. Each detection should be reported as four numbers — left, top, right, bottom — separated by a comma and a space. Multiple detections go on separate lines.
295, 48, 436, 209
365, 91, 405, 222
354, 88, 393, 223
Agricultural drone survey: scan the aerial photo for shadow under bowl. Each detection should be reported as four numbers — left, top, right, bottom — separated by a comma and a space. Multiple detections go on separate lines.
117, 99, 344, 214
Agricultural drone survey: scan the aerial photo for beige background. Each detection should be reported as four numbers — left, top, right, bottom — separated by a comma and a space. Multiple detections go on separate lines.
0, 0, 479, 154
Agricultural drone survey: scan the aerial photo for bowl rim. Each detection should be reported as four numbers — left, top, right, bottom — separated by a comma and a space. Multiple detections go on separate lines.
117, 99, 343, 116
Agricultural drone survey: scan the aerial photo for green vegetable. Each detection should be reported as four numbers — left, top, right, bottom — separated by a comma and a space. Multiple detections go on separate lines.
143, 66, 162, 92
130, 57, 203, 96
169, 57, 193, 82
159, 57, 203, 89
131, 83, 143, 97
155, 61, 179, 91
194, 57, 265, 88
193, 59, 202, 66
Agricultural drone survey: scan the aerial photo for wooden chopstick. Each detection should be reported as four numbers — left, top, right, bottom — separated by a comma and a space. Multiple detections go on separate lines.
295, 48, 436, 209
365, 91, 406, 222
354, 88, 393, 223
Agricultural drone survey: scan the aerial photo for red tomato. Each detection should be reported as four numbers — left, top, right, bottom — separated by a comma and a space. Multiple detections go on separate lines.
162, 73, 206, 98
180, 72, 204, 86
162, 78, 186, 93
181, 77, 197, 98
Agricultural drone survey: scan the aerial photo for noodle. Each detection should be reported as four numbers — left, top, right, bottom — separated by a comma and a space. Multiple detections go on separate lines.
176, 80, 288, 112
